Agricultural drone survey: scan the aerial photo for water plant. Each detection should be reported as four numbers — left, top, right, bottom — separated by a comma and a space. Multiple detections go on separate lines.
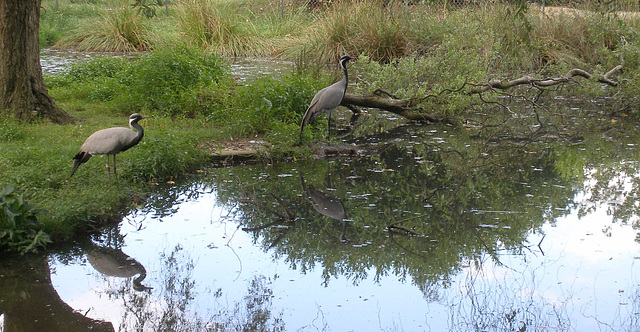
0, 184, 51, 254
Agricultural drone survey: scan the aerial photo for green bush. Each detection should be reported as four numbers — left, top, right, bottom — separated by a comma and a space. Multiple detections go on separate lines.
46, 56, 128, 87
124, 133, 210, 182
216, 73, 322, 136
113, 47, 230, 116
0, 185, 51, 254
46, 47, 232, 117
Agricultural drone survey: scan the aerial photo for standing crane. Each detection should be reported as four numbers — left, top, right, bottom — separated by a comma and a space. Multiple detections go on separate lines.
300, 55, 352, 140
71, 113, 148, 178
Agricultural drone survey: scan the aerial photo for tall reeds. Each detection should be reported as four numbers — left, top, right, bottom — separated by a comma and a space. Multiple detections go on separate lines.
57, 1, 150, 52
281, 1, 414, 63
176, 0, 265, 56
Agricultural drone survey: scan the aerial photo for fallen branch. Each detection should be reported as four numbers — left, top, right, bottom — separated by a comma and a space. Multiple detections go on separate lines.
341, 89, 445, 123
469, 65, 623, 94
340, 63, 623, 123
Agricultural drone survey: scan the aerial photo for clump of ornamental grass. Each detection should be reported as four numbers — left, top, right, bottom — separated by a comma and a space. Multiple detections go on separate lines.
529, 5, 640, 68
280, 1, 414, 63
57, 1, 150, 52
176, 0, 265, 56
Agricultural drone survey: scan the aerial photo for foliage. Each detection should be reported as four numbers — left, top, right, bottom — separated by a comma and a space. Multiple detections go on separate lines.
125, 132, 210, 182
215, 73, 322, 137
46, 47, 231, 117
45, 55, 128, 90
113, 46, 230, 116
0, 185, 51, 254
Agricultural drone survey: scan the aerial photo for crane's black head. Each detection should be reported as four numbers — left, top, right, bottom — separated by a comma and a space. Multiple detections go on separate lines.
339, 55, 352, 71
129, 113, 149, 123
340, 55, 352, 63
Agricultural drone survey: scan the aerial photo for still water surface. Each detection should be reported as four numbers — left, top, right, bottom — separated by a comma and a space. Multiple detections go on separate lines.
4, 122, 640, 331
1, 52, 639, 331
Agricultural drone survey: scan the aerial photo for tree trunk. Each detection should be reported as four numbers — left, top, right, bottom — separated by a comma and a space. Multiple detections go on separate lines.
342, 90, 445, 123
0, 0, 73, 124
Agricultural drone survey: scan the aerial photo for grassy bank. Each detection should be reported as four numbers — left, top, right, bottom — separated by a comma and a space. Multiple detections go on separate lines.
2, 0, 640, 253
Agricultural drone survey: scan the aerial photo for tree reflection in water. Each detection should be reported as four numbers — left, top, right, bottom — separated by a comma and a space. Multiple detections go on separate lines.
92, 242, 285, 331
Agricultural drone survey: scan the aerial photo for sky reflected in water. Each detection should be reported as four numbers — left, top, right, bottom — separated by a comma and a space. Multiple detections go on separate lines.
46, 163, 640, 331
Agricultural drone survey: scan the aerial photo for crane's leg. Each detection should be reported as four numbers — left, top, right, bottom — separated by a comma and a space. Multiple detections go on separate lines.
113, 154, 117, 179
327, 110, 332, 139
105, 155, 111, 178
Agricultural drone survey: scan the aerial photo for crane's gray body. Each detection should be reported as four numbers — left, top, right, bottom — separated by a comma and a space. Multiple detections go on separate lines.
300, 55, 352, 139
86, 245, 151, 291
71, 113, 147, 177
301, 174, 346, 221
79, 127, 139, 155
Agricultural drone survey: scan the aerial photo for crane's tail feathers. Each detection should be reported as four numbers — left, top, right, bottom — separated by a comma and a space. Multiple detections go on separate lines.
71, 152, 92, 176
300, 107, 314, 140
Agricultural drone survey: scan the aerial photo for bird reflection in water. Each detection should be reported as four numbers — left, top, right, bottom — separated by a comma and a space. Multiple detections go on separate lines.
300, 174, 350, 244
85, 245, 152, 292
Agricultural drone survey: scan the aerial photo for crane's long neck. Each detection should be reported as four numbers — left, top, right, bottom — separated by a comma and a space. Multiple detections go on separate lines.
339, 59, 349, 96
340, 60, 349, 85
129, 119, 145, 147
132, 263, 152, 291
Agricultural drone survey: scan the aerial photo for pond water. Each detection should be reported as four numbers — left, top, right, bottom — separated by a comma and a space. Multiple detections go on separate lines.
39, 49, 294, 81
1, 52, 639, 331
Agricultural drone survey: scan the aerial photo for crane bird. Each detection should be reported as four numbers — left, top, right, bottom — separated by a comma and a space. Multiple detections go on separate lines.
71, 113, 148, 178
300, 55, 352, 140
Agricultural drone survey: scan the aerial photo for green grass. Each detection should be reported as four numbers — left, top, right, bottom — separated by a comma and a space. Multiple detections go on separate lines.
0, 109, 216, 245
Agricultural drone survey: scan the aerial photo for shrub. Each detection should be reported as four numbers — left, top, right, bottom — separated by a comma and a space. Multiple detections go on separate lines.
113, 46, 231, 116
0, 185, 51, 254
45, 56, 130, 104
45, 47, 231, 117
124, 133, 209, 182
45, 56, 128, 87
212, 73, 322, 136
